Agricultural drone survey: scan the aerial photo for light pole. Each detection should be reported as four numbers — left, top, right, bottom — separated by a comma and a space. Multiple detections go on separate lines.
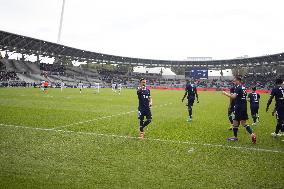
57, 0, 66, 44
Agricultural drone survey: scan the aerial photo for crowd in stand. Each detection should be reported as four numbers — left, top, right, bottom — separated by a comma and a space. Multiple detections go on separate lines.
193, 73, 282, 90
243, 73, 280, 90
0, 59, 283, 90
40, 63, 65, 75
97, 69, 127, 84
96, 68, 282, 90
0, 71, 19, 81
0, 71, 27, 87
0, 80, 27, 87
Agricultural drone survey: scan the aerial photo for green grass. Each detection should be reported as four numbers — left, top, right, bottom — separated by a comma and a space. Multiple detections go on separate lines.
0, 87, 283, 189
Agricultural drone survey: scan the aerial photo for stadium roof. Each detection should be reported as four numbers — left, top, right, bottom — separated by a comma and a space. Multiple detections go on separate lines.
0, 30, 283, 68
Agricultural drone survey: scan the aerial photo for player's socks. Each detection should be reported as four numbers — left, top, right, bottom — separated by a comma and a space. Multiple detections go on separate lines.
233, 127, 238, 137
252, 115, 257, 124
228, 114, 233, 124
139, 119, 151, 132
275, 123, 282, 134
188, 106, 192, 119
143, 119, 151, 127
139, 120, 144, 132
244, 125, 253, 134
227, 126, 239, 141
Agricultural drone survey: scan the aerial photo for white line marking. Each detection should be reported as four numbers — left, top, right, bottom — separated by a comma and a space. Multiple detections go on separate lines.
0, 123, 283, 154
53, 103, 173, 129
53, 110, 136, 129
188, 148, 195, 153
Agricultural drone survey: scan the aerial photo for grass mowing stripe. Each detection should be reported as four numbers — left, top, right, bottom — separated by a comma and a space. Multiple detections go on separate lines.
1, 123, 283, 154
53, 102, 173, 129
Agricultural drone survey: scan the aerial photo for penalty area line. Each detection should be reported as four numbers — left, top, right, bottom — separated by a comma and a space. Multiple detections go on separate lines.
0, 123, 283, 154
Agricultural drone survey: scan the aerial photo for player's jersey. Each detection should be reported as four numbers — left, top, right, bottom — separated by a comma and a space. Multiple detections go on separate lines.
234, 85, 247, 108
61, 82, 65, 87
185, 84, 197, 100
230, 86, 236, 107
248, 92, 260, 106
270, 86, 284, 110
44, 81, 48, 87
137, 87, 151, 110
78, 83, 83, 89
118, 84, 122, 90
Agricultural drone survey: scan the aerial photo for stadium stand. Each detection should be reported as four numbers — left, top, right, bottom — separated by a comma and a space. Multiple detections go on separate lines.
0, 30, 283, 89
1, 57, 283, 90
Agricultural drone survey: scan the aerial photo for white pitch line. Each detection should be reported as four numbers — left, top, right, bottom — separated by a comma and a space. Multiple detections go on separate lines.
53, 110, 137, 130
53, 102, 173, 130
188, 148, 195, 153
0, 123, 283, 154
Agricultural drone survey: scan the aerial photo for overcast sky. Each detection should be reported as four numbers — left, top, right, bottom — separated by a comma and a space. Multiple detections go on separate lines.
0, 0, 283, 60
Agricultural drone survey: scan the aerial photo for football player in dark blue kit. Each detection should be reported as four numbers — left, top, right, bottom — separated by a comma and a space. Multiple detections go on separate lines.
266, 78, 284, 139
227, 86, 235, 130
223, 77, 256, 144
248, 87, 260, 125
137, 78, 152, 139
182, 80, 199, 122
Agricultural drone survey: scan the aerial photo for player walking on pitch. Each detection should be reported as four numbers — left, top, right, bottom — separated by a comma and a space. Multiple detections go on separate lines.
223, 77, 256, 144
248, 87, 260, 125
78, 81, 83, 94
118, 83, 122, 95
266, 78, 284, 139
182, 80, 199, 122
137, 78, 152, 139
60, 81, 65, 92
227, 86, 236, 130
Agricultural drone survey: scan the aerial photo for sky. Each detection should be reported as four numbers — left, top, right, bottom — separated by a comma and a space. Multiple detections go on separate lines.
0, 0, 284, 61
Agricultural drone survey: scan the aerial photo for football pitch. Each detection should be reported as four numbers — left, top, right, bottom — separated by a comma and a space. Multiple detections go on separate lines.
0, 87, 283, 188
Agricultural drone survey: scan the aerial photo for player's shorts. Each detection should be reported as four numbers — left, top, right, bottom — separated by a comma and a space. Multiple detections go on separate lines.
187, 98, 195, 107
250, 104, 259, 115
44, 86, 47, 89
228, 105, 235, 115
138, 108, 152, 120
234, 106, 248, 121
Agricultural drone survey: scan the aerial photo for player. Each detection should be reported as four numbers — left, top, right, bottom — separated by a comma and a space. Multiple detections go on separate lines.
182, 80, 199, 122
222, 77, 256, 144
266, 78, 284, 138
227, 86, 236, 130
112, 83, 116, 93
137, 78, 152, 139
248, 87, 260, 125
78, 81, 83, 94
41, 81, 45, 92
60, 81, 65, 92
272, 104, 284, 137
118, 83, 122, 95
43, 80, 48, 92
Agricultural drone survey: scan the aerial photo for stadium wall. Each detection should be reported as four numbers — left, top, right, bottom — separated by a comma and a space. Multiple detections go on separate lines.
151, 86, 270, 94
